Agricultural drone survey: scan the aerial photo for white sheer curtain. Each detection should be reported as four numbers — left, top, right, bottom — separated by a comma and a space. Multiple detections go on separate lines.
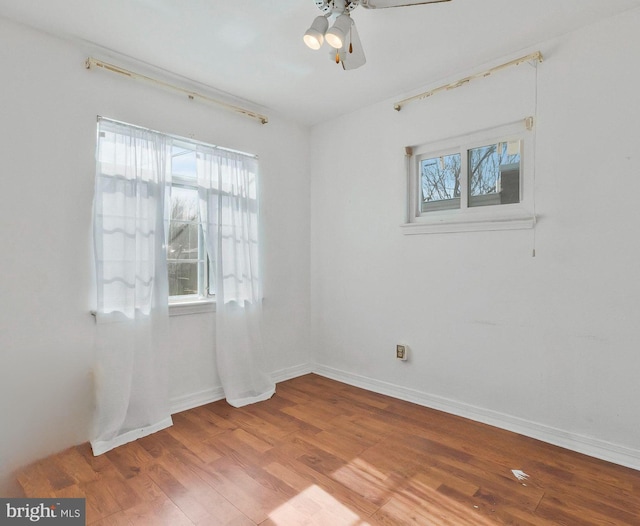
91, 118, 173, 455
197, 146, 275, 407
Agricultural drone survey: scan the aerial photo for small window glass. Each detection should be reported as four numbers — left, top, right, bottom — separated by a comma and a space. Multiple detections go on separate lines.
420, 153, 462, 212
468, 141, 521, 207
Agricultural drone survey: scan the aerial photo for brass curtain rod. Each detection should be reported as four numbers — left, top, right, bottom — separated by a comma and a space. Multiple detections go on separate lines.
85, 57, 269, 125
394, 51, 543, 112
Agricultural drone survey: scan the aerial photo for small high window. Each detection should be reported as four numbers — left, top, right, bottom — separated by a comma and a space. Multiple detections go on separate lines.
404, 119, 535, 234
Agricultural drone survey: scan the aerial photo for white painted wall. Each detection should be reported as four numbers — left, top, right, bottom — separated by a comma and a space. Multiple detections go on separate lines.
310, 9, 640, 467
0, 17, 311, 492
2, 4, 639, 496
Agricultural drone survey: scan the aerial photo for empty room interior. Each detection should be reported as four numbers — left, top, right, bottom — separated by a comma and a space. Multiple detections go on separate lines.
1, 0, 639, 524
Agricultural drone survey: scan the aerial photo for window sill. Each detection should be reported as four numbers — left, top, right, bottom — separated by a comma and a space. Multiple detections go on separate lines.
169, 298, 216, 316
401, 212, 536, 235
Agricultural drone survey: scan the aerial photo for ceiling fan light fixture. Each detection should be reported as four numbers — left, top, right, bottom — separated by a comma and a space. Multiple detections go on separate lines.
325, 14, 351, 49
303, 16, 329, 50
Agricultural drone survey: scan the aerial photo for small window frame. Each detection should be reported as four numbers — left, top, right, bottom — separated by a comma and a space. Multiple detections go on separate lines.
403, 119, 536, 235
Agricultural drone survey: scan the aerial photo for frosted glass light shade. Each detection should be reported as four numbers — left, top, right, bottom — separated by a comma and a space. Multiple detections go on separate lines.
325, 14, 352, 49
304, 16, 329, 50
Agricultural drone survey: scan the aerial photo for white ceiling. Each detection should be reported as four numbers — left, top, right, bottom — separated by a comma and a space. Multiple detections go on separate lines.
1, 0, 639, 126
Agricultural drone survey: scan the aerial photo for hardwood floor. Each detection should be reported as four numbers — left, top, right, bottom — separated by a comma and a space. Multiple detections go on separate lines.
15, 374, 640, 525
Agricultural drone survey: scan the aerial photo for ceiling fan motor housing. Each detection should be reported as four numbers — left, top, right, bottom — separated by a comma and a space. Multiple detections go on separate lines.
314, 0, 359, 15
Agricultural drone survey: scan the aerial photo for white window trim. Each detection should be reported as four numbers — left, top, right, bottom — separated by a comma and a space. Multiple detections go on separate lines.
169, 297, 216, 316
402, 119, 536, 235
91, 302, 217, 321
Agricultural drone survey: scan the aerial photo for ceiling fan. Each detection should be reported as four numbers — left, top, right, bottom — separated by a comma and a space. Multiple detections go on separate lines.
303, 0, 451, 70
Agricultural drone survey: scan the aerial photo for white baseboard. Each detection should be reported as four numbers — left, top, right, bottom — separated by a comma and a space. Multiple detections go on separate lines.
313, 364, 640, 472
170, 387, 225, 414
169, 362, 313, 415
271, 362, 314, 384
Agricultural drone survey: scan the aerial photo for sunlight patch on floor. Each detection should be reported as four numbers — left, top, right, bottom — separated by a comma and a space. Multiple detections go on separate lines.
383, 470, 497, 526
268, 484, 367, 525
331, 456, 396, 505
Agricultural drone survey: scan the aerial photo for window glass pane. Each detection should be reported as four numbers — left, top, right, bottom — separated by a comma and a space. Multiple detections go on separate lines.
468, 141, 520, 207
172, 147, 197, 179
168, 185, 204, 297
169, 187, 199, 262
170, 186, 197, 221
168, 262, 199, 296
169, 222, 199, 260
420, 153, 461, 212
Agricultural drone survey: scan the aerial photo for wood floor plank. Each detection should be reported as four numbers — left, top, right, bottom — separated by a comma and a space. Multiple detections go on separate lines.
372, 489, 484, 526
195, 456, 277, 524
333, 383, 394, 410
123, 495, 193, 526
16, 461, 58, 497
210, 428, 274, 461
274, 383, 317, 405
124, 473, 165, 503
328, 412, 396, 442
536, 489, 640, 526
270, 454, 381, 517
146, 463, 213, 524
264, 483, 370, 525
82, 475, 127, 523
138, 428, 193, 459
329, 455, 402, 507
2, 477, 27, 498
105, 442, 154, 480
240, 402, 307, 434
224, 409, 293, 446
429, 453, 547, 513
294, 426, 370, 462
280, 402, 341, 430
90, 511, 134, 526
154, 451, 252, 525
56, 446, 101, 484
244, 403, 324, 436
14, 374, 640, 525
182, 404, 237, 434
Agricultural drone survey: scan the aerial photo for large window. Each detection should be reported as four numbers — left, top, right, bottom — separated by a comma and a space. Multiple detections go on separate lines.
404, 119, 535, 234
95, 118, 258, 317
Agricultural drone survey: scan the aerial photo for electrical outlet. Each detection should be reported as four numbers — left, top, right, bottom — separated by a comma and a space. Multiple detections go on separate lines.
396, 344, 408, 361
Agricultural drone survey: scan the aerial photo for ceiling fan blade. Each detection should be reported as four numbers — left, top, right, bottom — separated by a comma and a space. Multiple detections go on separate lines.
360, 0, 451, 9
339, 21, 366, 70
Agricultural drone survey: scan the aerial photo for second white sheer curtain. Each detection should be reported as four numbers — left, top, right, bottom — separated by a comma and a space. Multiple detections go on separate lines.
197, 146, 275, 407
